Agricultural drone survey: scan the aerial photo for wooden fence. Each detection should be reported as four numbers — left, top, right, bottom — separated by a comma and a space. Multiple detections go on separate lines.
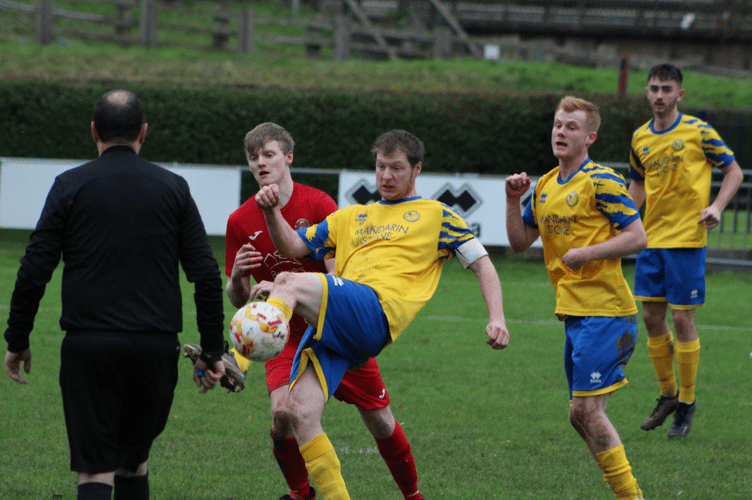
0, 0, 477, 60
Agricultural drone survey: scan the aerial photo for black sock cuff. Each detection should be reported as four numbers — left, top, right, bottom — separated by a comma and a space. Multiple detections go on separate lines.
114, 473, 149, 500
78, 482, 113, 500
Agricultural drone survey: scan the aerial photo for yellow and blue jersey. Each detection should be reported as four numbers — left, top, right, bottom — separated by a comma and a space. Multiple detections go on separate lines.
297, 196, 475, 341
629, 113, 735, 248
523, 160, 640, 317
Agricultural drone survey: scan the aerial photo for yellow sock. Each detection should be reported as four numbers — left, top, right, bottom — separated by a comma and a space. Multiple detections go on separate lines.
596, 445, 642, 500
647, 332, 677, 397
229, 347, 252, 372
300, 434, 350, 500
266, 297, 293, 322
676, 339, 700, 403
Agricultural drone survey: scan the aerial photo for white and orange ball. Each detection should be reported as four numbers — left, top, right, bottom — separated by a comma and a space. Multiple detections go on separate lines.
229, 301, 289, 361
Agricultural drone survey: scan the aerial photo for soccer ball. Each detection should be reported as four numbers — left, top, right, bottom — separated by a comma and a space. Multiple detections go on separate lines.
229, 301, 289, 361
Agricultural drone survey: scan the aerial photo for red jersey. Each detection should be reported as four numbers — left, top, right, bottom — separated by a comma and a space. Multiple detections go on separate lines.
225, 183, 337, 340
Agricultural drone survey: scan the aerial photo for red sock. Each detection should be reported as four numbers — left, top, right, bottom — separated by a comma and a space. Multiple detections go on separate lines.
271, 431, 312, 498
375, 422, 422, 500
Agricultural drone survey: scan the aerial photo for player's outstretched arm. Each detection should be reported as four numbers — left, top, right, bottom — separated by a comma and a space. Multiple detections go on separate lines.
256, 184, 312, 258
505, 173, 539, 253
469, 256, 509, 350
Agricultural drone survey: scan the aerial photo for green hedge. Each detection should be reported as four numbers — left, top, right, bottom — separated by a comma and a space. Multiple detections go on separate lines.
1, 79, 652, 198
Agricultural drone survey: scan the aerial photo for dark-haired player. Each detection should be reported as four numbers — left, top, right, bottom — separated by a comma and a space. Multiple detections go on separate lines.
629, 64, 743, 438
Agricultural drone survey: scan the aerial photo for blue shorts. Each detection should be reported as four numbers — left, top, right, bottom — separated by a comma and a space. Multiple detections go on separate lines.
289, 274, 391, 401
634, 248, 706, 309
564, 315, 637, 398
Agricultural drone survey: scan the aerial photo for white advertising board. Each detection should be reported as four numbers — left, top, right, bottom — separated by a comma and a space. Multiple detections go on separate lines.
0, 158, 242, 236
1, 159, 541, 247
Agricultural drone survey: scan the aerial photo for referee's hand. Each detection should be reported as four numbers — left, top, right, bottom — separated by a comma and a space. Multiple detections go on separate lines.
193, 358, 225, 393
5, 348, 31, 385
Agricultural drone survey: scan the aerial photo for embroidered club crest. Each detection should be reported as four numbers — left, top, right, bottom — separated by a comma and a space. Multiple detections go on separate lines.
566, 191, 579, 207
403, 211, 420, 222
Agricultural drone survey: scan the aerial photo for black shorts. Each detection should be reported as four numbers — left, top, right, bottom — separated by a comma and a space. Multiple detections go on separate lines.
59, 331, 180, 474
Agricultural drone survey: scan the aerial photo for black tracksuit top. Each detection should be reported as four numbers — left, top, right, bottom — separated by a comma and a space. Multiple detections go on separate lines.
4, 145, 225, 356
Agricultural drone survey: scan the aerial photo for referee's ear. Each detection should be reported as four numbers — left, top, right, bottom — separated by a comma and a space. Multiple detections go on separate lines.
90, 121, 100, 144
138, 123, 148, 145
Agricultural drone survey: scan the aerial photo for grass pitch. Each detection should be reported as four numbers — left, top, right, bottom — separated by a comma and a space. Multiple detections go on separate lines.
1, 229, 751, 499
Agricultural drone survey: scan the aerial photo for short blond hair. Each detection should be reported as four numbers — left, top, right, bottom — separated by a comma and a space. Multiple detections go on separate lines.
556, 96, 601, 133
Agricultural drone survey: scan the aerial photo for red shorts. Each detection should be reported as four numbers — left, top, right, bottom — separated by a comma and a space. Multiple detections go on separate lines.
265, 333, 390, 410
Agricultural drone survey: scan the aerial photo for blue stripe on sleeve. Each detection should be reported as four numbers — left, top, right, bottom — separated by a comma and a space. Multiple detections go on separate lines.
297, 219, 335, 260
606, 211, 640, 230
592, 171, 627, 187
522, 198, 537, 227
704, 151, 735, 167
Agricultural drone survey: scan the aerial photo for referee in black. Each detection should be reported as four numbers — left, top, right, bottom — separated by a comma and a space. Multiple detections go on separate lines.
4, 90, 226, 500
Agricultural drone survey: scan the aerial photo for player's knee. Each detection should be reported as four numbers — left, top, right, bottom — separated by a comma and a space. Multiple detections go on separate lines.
568, 412, 587, 440
671, 309, 695, 333
568, 401, 597, 431
286, 396, 317, 431
271, 406, 294, 433
272, 271, 298, 291
360, 408, 395, 438
568, 405, 586, 429
641, 306, 664, 329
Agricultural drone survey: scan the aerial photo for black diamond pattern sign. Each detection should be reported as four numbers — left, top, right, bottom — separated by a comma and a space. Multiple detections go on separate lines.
432, 183, 482, 218
344, 180, 483, 218
346, 181, 381, 205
